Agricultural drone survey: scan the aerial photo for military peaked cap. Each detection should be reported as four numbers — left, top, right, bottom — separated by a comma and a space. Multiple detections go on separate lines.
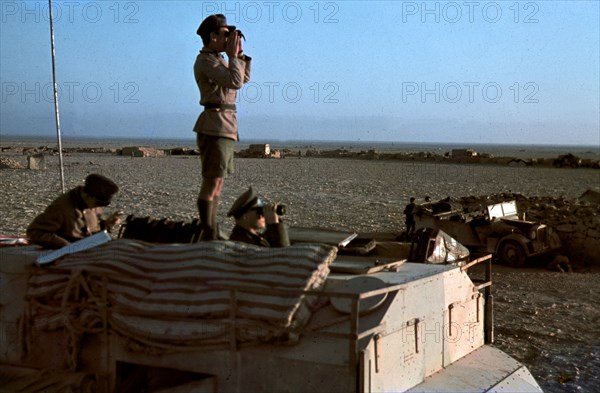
227, 187, 264, 218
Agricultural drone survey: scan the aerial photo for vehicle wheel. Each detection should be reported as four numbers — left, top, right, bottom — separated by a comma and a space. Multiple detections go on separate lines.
499, 241, 527, 267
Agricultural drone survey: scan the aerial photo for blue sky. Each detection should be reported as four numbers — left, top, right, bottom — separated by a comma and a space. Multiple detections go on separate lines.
1, 0, 599, 145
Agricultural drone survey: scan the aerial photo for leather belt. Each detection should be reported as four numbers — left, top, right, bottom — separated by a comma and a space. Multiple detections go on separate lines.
203, 103, 236, 111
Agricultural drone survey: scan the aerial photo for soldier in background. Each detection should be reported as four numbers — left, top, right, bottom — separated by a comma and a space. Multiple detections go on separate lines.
403, 197, 416, 236
227, 187, 289, 247
27, 174, 121, 249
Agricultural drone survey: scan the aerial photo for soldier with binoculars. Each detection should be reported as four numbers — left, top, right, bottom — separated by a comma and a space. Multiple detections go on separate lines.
227, 187, 290, 247
193, 14, 252, 241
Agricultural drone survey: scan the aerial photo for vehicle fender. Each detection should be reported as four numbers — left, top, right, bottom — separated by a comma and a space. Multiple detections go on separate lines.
496, 234, 530, 256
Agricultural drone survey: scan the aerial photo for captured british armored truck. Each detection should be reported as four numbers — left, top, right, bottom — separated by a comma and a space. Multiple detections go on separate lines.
0, 228, 542, 392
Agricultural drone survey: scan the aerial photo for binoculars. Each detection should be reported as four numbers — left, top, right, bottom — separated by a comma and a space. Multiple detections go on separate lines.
256, 205, 286, 216
226, 29, 245, 41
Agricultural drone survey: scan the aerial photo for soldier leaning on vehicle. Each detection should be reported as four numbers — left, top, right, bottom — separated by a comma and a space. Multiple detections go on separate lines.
27, 174, 121, 249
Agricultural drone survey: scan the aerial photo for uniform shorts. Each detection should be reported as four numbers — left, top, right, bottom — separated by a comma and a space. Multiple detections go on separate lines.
196, 133, 235, 178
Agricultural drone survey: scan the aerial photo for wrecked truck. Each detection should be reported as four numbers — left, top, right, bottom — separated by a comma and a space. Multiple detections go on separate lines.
414, 200, 562, 267
0, 227, 543, 392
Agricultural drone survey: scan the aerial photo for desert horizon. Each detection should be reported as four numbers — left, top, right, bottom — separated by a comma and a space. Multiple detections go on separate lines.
1, 142, 599, 392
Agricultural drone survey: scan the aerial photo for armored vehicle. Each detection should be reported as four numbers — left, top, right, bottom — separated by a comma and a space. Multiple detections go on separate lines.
414, 200, 562, 267
0, 230, 542, 392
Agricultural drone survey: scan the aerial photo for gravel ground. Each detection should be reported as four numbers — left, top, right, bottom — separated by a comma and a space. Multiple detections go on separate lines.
1, 153, 599, 392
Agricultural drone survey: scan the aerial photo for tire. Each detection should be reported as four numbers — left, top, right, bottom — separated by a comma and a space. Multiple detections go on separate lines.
499, 240, 527, 267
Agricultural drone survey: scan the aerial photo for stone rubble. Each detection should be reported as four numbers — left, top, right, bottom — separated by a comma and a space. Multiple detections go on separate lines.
0, 157, 25, 169
120, 147, 165, 157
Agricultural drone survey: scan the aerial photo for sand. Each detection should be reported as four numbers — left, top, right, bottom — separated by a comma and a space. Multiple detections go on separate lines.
1, 152, 599, 392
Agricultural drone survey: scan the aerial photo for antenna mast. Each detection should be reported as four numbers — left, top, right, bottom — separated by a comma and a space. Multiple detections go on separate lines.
48, 0, 65, 193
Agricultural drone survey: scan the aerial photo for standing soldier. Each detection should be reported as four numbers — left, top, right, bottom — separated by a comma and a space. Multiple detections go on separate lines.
193, 14, 252, 240
404, 197, 416, 237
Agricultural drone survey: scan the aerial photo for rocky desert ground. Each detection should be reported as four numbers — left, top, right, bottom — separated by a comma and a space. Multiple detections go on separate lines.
1, 151, 599, 392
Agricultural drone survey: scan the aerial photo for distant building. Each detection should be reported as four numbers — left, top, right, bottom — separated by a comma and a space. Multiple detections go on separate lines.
237, 144, 281, 159
121, 146, 165, 157
248, 144, 270, 157
451, 149, 478, 158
